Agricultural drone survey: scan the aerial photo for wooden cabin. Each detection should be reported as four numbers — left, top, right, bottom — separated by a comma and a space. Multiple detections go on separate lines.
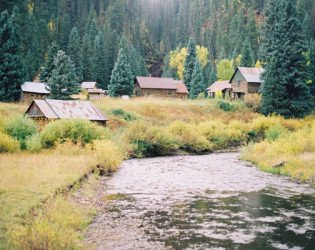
25, 99, 109, 126
134, 77, 188, 99
206, 81, 232, 98
81, 82, 97, 91
229, 67, 264, 100
88, 89, 105, 101
21, 82, 50, 104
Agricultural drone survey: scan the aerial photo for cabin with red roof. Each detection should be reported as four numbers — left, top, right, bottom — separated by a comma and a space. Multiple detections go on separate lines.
134, 77, 188, 100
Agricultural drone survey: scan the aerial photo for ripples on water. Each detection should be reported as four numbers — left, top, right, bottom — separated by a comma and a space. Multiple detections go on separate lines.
98, 153, 315, 249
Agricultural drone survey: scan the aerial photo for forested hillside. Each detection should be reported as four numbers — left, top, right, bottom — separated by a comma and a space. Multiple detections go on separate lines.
1, 0, 315, 86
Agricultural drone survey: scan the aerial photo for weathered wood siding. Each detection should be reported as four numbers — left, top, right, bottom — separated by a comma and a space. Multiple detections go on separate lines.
134, 83, 177, 98
21, 92, 50, 104
176, 93, 188, 100
89, 93, 103, 101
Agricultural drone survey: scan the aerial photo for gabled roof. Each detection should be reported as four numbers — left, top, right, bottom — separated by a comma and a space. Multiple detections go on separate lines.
136, 77, 177, 90
230, 67, 265, 83
175, 81, 189, 94
81, 82, 97, 89
26, 99, 109, 121
206, 81, 231, 93
21, 82, 50, 94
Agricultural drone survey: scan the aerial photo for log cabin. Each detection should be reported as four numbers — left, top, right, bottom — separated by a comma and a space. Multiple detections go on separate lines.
21, 82, 50, 104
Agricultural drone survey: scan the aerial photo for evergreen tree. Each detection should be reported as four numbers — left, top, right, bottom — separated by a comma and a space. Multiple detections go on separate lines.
67, 27, 83, 81
129, 44, 141, 78
94, 30, 108, 89
47, 50, 79, 100
162, 54, 172, 77
183, 37, 197, 91
241, 37, 254, 67
246, 11, 259, 60
260, 0, 313, 118
40, 42, 59, 83
139, 57, 149, 77
103, 25, 116, 88
82, 33, 94, 80
309, 41, 315, 105
0, 11, 27, 102
189, 59, 205, 99
208, 63, 217, 87
109, 48, 133, 97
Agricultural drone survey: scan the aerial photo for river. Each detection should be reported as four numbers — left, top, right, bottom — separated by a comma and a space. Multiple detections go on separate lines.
84, 153, 315, 250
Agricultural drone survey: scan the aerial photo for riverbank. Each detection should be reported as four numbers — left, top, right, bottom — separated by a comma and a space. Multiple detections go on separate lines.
0, 98, 314, 249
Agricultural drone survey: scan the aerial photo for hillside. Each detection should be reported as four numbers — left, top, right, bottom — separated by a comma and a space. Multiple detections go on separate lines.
1, 0, 314, 83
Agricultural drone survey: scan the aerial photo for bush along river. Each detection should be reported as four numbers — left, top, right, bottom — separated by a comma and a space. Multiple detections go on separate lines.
82, 153, 315, 250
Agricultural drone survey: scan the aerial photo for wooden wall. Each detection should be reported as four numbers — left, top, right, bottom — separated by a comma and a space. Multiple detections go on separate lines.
21, 92, 50, 104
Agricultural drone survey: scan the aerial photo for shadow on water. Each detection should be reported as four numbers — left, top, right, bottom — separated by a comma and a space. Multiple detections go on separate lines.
144, 189, 315, 249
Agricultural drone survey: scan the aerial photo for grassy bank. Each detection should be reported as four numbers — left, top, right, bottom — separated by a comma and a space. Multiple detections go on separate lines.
0, 98, 314, 249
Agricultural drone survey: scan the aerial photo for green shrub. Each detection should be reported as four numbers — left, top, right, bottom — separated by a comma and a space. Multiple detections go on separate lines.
5, 116, 38, 149
265, 126, 286, 142
26, 134, 42, 153
40, 119, 109, 148
111, 108, 136, 121
217, 100, 231, 111
0, 133, 20, 153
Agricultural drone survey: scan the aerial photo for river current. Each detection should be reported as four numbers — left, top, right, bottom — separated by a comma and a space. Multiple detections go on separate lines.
84, 153, 315, 250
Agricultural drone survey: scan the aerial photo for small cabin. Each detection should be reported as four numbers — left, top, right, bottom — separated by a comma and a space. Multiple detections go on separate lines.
25, 99, 109, 126
21, 82, 50, 104
206, 81, 232, 98
229, 67, 264, 100
81, 82, 97, 91
88, 89, 105, 101
134, 77, 188, 99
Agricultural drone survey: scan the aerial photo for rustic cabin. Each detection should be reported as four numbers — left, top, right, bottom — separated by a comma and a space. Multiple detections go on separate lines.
25, 99, 109, 126
134, 77, 189, 99
229, 67, 264, 100
88, 89, 105, 101
21, 82, 50, 104
206, 81, 232, 98
81, 82, 97, 91
175, 81, 189, 100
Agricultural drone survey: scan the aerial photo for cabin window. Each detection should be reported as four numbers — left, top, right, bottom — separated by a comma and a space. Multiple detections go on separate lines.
147, 90, 150, 95
238, 81, 240, 88
31, 94, 35, 97
168, 90, 172, 95
135, 91, 138, 96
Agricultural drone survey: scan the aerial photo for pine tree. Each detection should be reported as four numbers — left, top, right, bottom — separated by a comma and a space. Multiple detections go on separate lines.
94, 30, 108, 89
40, 42, 59, 83
47, 50, 79, 100
129, 44, 141, 78
0, 11, 27, 102
183, 37, 197, 91
139, 57, 149, 77
241, 37, 254, 67
246, 11, 259, 60
162, 54, 172, 77
109, 48, 133, 97
260, 0, 313, 118
309, 41, 315, 105
189, 59, 205, 99
67, 27, 83, 81
82, 33, 94, 81
208, 63, 217, 87
103, 25, 116, 88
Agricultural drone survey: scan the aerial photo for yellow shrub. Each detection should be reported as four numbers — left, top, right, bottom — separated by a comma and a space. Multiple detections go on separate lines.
94, 140, 126, 174
0, 133, 20, 153
244, 94, 262, 112
10, 197, 91, 250
168, 121, 213, 153
251, 116, 281, 134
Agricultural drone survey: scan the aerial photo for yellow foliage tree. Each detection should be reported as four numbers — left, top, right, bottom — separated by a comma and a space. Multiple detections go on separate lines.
216, 59, 234, 81
169, 47, 187, 79
255, 60, 262, 68
196, 46, 209, 68
169, 45, 209, 80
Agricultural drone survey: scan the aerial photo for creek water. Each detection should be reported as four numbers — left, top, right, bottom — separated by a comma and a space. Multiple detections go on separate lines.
85, 153, 315, 250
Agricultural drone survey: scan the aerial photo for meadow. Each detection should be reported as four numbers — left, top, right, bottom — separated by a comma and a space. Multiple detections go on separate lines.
0, 97, 314, 249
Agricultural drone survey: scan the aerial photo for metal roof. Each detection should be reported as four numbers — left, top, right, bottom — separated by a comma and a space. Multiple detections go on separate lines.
21, 82, 50, 94
136, 77, 177, 90
207, 81, 231, 93
26, 99, 109, 121
175, 82, 189, 94
81, 82, 97, 89
230, 67, 265, 83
